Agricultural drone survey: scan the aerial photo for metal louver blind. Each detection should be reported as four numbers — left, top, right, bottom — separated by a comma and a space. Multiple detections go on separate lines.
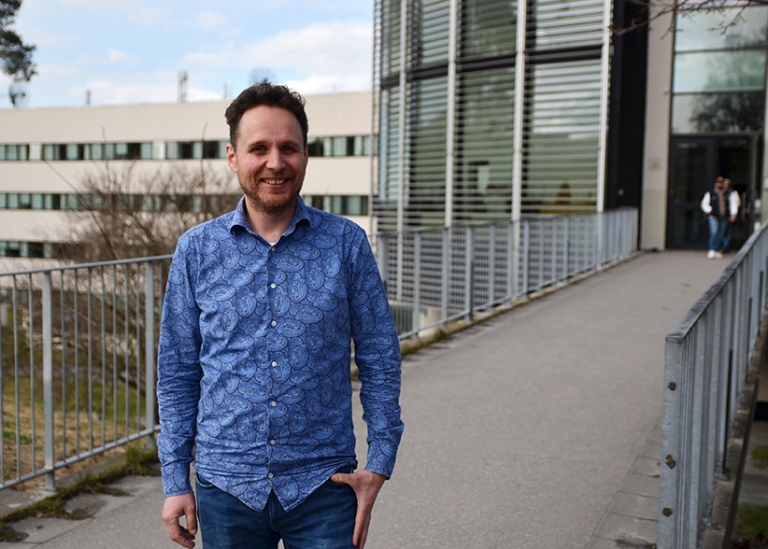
376, 87, 404, 231
522, 60, 602, 214
459, 0, 518, 59
453, 68, 515, 222
381, 0, 403, 78
411, 0, 451, 67
528, 0, 605, 50
406, 77, 448, 227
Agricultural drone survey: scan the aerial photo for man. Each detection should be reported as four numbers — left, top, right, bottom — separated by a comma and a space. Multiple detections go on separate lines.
701, 176, 738, 259
157, 83, 404, 549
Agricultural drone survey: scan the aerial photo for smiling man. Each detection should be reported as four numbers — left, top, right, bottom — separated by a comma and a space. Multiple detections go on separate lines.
157, 83, 404, 549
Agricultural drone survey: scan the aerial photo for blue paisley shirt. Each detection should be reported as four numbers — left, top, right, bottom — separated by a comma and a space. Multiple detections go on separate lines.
157, 196, 403, 512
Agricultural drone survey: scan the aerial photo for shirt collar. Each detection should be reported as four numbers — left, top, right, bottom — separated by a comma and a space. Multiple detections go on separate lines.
229, 196, 313, 237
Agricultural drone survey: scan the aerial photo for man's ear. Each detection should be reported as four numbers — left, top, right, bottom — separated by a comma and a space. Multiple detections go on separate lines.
226, 143, 238, 173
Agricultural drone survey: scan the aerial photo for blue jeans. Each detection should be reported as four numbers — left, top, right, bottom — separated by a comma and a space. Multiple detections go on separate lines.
708, 216, 729, 252
195, 472, 357, 549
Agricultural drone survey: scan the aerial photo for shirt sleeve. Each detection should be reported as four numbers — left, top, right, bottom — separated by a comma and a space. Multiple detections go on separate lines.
157, 235, 203, 497
701, 192, 712, 214
347, 229, 404, 479
729, 192, 740, 217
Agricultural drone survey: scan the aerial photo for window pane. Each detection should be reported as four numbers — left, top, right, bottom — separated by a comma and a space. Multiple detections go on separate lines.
523, 60, 602, 214
674, 50, 766, 93
675, 6, 768, 52
528, 0, 604, 50
141, 142, 153, 159
454, 67, 515, 221
461, 0, 517, 58
672, 91, 765, 133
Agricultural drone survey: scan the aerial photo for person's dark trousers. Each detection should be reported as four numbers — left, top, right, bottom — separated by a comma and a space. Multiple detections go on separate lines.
195, 473, 357, 549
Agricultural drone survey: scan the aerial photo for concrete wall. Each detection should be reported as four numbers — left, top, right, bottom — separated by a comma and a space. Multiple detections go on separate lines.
641, 9, 675, 251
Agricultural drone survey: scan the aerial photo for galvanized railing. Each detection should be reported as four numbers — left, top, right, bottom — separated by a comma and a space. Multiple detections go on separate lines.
0, 208, 638, 491
373, 209, 638, 339
0, 257, 169, 490
658, 220, 768, 548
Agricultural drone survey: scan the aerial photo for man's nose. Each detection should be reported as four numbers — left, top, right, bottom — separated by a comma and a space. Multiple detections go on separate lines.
265, 149, 286, 171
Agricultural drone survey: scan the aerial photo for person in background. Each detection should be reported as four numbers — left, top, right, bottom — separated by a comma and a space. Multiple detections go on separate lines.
157, 82, 404, 549
721, 178, 741, 254
701, 176, 738, 259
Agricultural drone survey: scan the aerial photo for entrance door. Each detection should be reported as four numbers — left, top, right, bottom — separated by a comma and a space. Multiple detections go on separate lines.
667, 134, 759, 249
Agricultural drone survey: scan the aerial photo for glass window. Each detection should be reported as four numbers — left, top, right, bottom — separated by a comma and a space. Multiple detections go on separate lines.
31, 194, 44, 209
104, 143, 116, 160
17, 145, 28, 161
673, 50, 766, 93
115, 143, 129, 159
332, 136, 347, 156
42, 144, 56, 160
675, 6, 768, 52
6, 145, 17, 161
454, 68, 515, 221
192, 141, 203, 159
0, 146, 5, 161
166, 142, 180, 160
461, 0, 517, 58
0, 194, 6, 208
141, 142, 153, 160
7, 194, 18, 209
528, 0, 604, 50
523, 60, 602, 214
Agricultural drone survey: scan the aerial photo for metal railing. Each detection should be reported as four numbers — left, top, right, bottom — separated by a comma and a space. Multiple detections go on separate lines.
0, 208, 638, 491
0, 257, 170, 490
372, 209, 638, 339
658, 221, 768, 548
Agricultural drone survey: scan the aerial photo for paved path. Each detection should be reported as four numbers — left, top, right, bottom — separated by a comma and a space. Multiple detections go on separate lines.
0, 251, 729, 548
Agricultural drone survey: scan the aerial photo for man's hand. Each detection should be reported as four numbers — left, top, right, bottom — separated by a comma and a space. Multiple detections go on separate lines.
330, 470, 387, 549
162, 493, 198, 548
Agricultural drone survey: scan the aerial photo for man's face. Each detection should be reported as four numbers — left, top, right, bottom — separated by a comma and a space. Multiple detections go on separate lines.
715, 178, 726, 191
226, 105, 308, 216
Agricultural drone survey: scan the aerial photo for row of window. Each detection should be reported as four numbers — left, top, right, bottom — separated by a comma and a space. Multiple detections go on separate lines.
0, 135, 374, 162
0, 192, 369, 216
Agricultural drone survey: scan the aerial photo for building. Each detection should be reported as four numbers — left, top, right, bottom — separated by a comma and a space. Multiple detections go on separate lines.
0, 91, 374, 270
373, 0, 768, 252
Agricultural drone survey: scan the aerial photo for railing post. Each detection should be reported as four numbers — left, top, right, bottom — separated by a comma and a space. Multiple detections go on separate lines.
412, 231, 422, 334
144, 262, 156, 448
522, 221, 530, 295
465, 226, 474, 320
42, 273, 56, 492
441, 227, 450, 324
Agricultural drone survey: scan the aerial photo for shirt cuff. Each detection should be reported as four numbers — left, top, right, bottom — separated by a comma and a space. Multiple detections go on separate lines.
161, 462, 194, 497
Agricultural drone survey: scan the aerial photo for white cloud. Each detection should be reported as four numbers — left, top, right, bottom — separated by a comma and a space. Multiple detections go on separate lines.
195, 11, 231, 32
180, 19, 373, 93
107, 49, 139, 66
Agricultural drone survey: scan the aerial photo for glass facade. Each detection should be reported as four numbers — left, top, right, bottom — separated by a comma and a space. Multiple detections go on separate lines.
672, 6, 768, 134
375, 0, 611, 230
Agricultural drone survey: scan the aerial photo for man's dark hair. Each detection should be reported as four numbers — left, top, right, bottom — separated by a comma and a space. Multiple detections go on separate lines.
225, 82, 309, 148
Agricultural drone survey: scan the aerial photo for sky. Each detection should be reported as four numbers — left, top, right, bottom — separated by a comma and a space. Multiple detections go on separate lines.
0, 0, 375, 109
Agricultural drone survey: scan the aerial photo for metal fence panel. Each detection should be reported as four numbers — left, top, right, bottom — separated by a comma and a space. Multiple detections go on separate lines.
658, 221, 768, 548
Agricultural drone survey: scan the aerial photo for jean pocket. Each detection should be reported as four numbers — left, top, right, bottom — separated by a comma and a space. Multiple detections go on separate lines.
195, 472, 216, 489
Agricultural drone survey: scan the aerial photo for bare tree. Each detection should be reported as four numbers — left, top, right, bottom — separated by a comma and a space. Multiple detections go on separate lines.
63, 159, 240, 262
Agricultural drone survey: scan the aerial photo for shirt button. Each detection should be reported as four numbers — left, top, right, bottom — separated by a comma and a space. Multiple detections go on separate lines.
268, 472, 274, 479
270, 283, 276, 289
271, 361, 278, 367
269, 439, 276, 445
271, 246, 276, 252
270, 401, 277, 407
271, 321, 277, 327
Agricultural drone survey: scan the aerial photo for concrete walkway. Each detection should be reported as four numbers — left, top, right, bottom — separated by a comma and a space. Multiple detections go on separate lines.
0, 250, 729, 548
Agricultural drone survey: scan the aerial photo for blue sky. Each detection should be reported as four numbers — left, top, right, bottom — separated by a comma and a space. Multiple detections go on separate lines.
1, 0, 374, 109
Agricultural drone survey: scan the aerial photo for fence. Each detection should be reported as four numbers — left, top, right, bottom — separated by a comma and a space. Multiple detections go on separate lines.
0, 208, 637, 491
373, 208, 638, 339
0, 258, 169, 490
658, 220, 768, 548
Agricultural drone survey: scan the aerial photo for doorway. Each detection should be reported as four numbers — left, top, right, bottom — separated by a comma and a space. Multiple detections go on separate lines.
667, 133, 760, 250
